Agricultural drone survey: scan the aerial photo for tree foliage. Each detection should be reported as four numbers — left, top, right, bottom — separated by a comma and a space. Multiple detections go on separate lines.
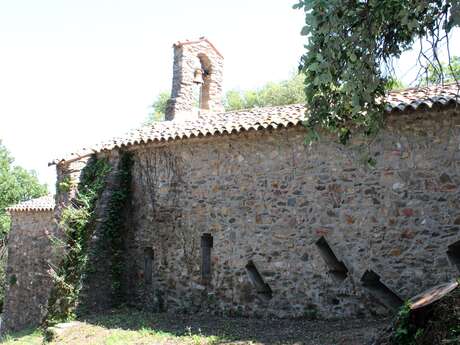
0, 142, 48, 236
294, 0, 460, 143
145, 91, 169, 124
423, 55, 460, 84
224, 73, 306, 111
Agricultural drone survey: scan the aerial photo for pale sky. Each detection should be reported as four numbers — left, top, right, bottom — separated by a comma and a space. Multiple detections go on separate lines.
0, 1, 458, 192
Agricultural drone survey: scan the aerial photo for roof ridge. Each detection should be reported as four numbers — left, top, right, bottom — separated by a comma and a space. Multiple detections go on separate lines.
7, 194, 55, 212
212, 103, 304, 115
388, 81, 460, 93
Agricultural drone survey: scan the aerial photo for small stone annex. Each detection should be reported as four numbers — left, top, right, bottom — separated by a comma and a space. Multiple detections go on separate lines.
2, 195, 57, 332
2, 37, 460, 333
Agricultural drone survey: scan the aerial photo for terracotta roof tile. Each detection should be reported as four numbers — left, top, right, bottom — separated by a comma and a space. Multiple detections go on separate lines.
6, 195, 55, 212
385, 83, 459, 112
51, 83, 459, 165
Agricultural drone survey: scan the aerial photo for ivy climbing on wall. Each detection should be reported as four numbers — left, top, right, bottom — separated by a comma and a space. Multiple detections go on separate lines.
46, 152, 133, 325
46, 156, 112, 325
100, 152, 133, 305
136, 149, 192, 274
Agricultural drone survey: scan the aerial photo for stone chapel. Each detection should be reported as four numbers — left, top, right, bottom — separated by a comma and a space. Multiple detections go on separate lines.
2, 37, 460, 332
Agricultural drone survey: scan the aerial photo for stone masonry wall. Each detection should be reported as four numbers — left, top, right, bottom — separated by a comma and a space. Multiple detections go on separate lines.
119, 108, 460, 318
1, 210, 58, 332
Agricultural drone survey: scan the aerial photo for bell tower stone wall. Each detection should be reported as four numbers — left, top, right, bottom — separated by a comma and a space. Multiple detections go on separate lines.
165, 37, 224, 121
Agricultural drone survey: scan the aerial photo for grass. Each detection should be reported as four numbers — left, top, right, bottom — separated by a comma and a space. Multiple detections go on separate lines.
0, 329, 43, 345
1, 322, 223, 345
51, 324, 221, 345
0, 310, 226, 345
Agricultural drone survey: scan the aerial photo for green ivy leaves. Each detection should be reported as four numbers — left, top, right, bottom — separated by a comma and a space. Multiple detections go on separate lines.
100, 152, 133, 305
46, 156, 111, 325
47, 153, 134, 324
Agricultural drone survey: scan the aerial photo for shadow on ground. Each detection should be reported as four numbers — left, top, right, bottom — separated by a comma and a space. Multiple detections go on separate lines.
82, 309, 388, 345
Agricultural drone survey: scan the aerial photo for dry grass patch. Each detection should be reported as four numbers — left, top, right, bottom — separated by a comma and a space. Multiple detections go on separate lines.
1, 319, 223, 345
46, 321, 222, 345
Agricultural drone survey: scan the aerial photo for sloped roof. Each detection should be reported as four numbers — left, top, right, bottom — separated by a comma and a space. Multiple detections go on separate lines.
6, 195, 55, 212
51, 83, 459, 165
385, 83, 459, 111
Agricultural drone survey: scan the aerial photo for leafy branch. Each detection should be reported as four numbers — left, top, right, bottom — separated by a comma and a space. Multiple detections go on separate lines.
295, 0, 460, 144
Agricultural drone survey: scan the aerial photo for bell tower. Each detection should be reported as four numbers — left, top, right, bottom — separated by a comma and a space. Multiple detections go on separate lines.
165, 37, 224, 121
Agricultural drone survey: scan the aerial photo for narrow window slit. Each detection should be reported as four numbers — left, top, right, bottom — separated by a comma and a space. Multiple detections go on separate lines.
361, 270, 403, 309
201, 234, 213, 282
315, 237, 348, 281
447, 240, 460, 272
245, 260, 273, 300
144, 247, 154, 285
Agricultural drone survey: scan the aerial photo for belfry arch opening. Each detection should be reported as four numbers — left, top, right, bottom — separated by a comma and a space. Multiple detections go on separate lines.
192, 53, 212, 112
